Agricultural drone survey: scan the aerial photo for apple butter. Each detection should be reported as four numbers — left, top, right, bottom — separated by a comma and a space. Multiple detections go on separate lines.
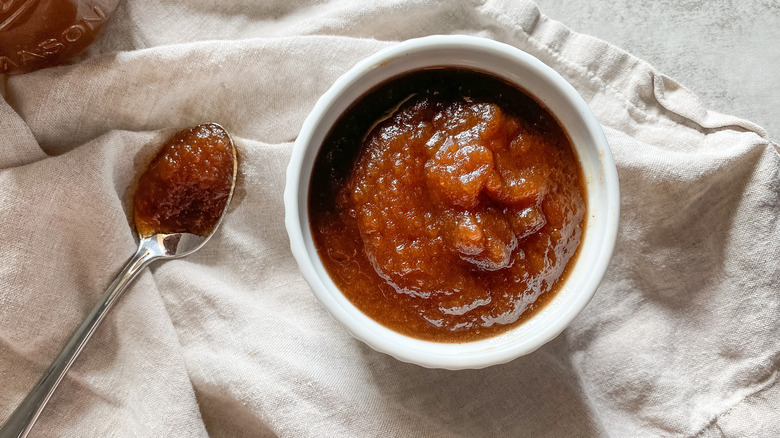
309, 68, 586, 342
134, 124, 235, 238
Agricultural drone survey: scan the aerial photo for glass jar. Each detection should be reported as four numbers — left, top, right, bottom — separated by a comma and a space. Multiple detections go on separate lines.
0, 0, 119, 74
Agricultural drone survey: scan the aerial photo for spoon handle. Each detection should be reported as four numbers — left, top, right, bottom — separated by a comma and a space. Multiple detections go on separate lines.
0, 244, 159, 438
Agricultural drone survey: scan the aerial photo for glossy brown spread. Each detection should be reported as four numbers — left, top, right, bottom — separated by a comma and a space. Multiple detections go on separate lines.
0, 0, 117, 74
309, 69, 586, 342
134, 124, 235, 238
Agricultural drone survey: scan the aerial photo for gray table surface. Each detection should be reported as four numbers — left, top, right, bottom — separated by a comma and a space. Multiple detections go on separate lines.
535, 0, 780, 142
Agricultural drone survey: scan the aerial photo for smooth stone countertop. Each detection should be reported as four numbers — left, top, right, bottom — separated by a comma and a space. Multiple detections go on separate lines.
535, 0, 780, 142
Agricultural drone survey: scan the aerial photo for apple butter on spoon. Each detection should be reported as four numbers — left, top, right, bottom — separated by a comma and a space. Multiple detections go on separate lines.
0, 123, 237, 438
134, 123, 237, 237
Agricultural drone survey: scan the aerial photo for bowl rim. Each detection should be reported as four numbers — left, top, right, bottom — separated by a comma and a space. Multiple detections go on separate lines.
284, 35, 620, 369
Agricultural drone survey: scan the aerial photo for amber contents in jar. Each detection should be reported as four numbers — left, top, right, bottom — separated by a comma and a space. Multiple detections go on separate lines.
309, 69, 586, 342
134, 124, 236, 238
0, 0, 119, 74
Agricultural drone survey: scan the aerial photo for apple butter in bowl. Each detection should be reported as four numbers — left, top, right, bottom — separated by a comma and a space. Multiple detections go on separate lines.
285, 35, 619, 369
309, 69, 586, 342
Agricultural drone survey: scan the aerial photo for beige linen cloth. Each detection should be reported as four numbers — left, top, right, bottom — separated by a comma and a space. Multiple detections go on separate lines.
1, 0, 779, 437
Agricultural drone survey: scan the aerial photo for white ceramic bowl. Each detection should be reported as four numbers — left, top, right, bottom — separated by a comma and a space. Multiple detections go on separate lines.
284, 35, 619, 369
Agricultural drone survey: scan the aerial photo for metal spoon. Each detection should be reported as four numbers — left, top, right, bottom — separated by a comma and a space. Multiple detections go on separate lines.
0, 127, 237, 438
